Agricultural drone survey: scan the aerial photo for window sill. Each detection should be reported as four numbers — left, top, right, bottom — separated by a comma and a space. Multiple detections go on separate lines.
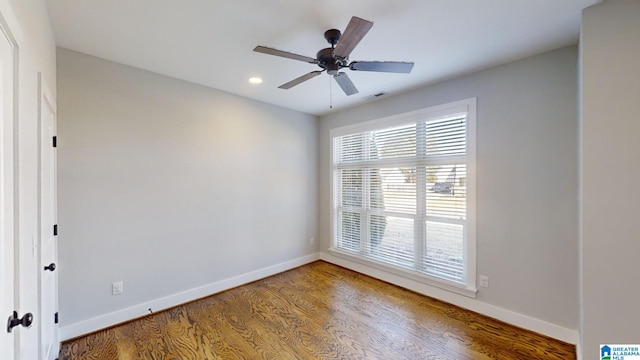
327, 247, 478, 299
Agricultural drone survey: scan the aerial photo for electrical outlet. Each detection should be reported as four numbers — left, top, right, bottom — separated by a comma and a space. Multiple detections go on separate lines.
309, 237, 315, 244
479, 275, 489, 288
112, 281, 124, 295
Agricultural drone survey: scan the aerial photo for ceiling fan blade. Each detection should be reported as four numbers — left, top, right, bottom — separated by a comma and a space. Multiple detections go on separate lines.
333, 16, 373, 60
278, 71, 324, 89
349, 61, 415, 73
334, 72, 359, 96
254, 46, 318, 64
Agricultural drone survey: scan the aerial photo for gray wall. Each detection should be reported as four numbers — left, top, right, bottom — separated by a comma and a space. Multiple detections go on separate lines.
580, 0, 640, 354
57, 49, 318, 326
319, 46, 579, 329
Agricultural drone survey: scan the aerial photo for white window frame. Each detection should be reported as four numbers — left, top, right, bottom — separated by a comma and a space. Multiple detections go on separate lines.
329, 98, 477, 298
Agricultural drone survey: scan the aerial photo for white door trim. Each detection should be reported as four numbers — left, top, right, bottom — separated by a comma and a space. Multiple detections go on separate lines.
0, 2, 20, 359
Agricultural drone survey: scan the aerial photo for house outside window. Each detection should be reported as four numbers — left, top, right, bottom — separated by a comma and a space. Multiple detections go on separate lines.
330, 98, 477, 296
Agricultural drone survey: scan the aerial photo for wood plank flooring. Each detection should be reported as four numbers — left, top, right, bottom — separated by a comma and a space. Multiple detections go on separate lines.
59, 261, 576, 359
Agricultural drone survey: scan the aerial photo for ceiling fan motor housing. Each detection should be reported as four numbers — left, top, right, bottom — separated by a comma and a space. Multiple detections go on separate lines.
317, 48, 343, 75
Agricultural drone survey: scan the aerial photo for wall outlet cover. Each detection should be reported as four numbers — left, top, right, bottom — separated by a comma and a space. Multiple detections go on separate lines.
479, 275, 489, 288
112, 281, 124, 295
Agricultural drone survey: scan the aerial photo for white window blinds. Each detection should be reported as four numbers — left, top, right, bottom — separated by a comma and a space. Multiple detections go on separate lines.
331, 99, 475, 289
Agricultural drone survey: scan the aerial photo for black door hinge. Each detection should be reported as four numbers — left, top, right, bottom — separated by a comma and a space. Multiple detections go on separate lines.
54, 312, 58, 324
53, 224, 58, 236
52, 136, 57, 148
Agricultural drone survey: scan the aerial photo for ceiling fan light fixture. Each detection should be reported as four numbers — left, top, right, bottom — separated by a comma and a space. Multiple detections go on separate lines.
326, 63, 340, 75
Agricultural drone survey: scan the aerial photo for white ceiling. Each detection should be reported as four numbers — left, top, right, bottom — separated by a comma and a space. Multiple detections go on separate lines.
46, 0, 598, 116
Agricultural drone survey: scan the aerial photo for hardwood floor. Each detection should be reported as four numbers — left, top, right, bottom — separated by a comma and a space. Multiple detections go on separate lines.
59, 261, 576, 359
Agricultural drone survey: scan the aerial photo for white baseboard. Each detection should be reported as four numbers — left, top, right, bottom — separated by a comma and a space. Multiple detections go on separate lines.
59, 253, 320, 341
320, 252, 579, 345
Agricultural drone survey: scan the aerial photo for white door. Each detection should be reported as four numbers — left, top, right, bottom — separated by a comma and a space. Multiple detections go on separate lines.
0, 9, 17, 359
39, 74, 58, 360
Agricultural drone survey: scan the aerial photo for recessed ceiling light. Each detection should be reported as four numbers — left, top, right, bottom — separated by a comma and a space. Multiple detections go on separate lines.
249, 77, 263, 85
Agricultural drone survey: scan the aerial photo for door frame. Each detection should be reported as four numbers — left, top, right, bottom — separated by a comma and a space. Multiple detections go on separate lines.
0, 3, 20, 359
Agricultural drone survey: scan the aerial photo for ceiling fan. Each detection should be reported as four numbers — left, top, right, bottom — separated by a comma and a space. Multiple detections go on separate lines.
253, 16, 414, 96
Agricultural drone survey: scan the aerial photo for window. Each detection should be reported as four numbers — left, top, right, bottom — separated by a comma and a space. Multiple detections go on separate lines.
330, 98, 476, 296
